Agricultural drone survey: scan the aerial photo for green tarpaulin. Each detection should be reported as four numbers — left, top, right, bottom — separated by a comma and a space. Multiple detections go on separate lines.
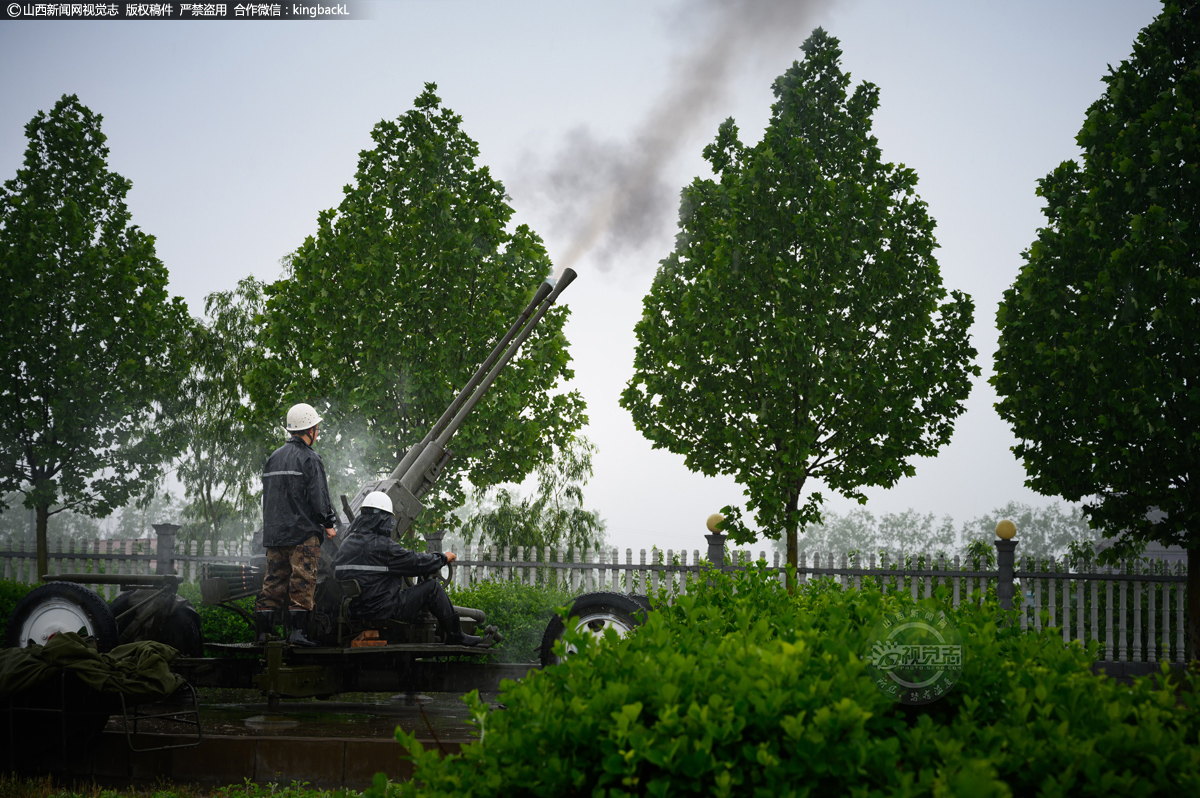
0, 632, 184, 704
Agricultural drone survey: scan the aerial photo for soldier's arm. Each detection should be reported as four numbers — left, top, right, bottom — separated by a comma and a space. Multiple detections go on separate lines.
305, 454, 338, 533
384, 543, 447, 577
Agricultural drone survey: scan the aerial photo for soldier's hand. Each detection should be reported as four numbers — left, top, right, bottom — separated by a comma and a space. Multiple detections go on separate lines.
444, 551, 457, 563
326, 527, 336, 539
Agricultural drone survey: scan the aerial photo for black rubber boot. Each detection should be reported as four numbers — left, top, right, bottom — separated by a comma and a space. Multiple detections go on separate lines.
254, 610, 276, 645
428, 585, 482, 646
287, 609, 319, 648
445, 630, 484, 647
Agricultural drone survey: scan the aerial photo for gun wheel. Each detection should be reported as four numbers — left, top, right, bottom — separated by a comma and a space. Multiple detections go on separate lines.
539, 591, 645, 667
6, 582, 119, 652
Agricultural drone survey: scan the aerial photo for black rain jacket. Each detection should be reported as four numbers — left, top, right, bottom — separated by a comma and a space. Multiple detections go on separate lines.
261, 436, 337, 548
331, 509, 448, 620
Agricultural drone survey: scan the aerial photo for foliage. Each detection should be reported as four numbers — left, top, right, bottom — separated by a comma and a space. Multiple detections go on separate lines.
962, 502, 1096, 562
620, 30, 977, 577
460, 437, 606, 552
0, 577, 33, 642
379, 567, 1200, 797
177, 581, 255, 645
248, 84, 585, 531
964, 538, 997, 571
175, 277, 272, 549
767, 501, 1095, 564
990, 2, 1200, 651
0, 94, 194, 576
449, 579, 578, 663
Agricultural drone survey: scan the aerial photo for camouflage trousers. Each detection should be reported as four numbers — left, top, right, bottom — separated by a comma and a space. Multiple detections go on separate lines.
256, 535, 321, 612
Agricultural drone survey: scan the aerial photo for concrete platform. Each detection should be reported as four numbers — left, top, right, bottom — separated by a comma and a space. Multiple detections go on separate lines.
12, 689, 490, 791
63, 729, 465, 790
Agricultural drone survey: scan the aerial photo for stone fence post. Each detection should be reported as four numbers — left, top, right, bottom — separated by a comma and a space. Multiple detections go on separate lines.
424, 528, 446, 555
994, 519, 1018, 612
152, 523, 180, 575
705, 533, 727, 569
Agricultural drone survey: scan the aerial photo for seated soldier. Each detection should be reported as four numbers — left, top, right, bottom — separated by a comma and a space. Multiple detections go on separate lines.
332, 491, 482, 647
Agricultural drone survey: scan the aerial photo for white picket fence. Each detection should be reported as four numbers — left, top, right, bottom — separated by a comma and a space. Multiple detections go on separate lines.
0, 537, 252, 600
0, 536, 1189, 664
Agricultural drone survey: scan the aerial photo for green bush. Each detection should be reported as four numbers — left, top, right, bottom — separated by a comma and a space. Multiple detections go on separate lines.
450, 580, 578, 663
0, 578, 34, 642
178, 581, 255, 645
380, 565, 1200, 797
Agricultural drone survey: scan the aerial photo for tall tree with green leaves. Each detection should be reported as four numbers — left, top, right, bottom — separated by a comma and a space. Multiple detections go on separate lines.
992, 0, 1200, 657
249, 84, 586, 530
175, 276, 273, 548
621, 30, 978, 584
0, 95, 193, 579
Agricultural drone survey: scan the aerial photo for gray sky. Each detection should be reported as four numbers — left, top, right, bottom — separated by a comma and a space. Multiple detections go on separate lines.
0, 0, 1163, 555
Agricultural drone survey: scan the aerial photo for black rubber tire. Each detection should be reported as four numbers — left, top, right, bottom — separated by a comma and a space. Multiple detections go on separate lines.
108, 591, 205, 656
539, 591, 646, 667
6, 582, 120, 652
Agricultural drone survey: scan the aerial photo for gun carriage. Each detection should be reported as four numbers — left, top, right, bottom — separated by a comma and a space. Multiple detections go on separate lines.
4, 267, 649, 707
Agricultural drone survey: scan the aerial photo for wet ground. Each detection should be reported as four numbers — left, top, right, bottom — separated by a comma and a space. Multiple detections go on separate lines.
106, 688, 492, 741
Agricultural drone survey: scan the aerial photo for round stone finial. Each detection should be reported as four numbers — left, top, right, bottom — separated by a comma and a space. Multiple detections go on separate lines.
995, 519, 1017, 540
706, 513, 725, 533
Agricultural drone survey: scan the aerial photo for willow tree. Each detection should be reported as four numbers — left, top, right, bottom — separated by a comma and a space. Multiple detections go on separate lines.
622, 30, 977, 582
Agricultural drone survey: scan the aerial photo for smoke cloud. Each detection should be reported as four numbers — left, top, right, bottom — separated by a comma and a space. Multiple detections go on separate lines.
521, 0, 836, 272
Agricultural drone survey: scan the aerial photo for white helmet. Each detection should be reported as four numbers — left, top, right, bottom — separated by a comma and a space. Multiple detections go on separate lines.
285, 403, 323, 432
361, 491, 394, 515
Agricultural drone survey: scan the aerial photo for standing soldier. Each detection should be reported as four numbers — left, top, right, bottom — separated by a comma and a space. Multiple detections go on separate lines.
255, 402, 337, 647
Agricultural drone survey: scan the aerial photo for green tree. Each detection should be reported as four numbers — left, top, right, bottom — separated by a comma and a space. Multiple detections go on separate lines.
460, 436, 606, 553
621, 30, 977, 584
0, 95, 193, 581
249, 84, 586, 528
961, 502, 1095, 563
175, 276, 272, 549
991, 0, 1200, 657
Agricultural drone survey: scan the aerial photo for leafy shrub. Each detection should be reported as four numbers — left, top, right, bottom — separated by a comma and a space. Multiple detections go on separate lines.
380, 565, 1200, 797
177, 581, 255, 645
0, 578, 34, 642
450, 580, 578, 663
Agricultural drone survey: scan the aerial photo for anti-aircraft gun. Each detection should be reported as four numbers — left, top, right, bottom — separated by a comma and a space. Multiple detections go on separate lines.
6, 268, 575, 653
195, 266, 580, 649
5, 266, 646, 704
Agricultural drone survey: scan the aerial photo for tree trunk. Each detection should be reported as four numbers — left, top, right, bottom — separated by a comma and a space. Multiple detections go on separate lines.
35, 503, 49, 583
785, 491, 799, 593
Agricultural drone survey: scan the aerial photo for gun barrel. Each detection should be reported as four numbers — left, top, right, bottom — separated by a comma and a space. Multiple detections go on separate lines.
345, 269, 576, 532
388, 277, 556, 482
398, 268, 576, 499
431, 268, 576, 453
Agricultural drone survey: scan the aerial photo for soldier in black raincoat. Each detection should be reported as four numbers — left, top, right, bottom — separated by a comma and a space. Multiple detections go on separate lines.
332, 491, 482, 646
255, 402, 337, 647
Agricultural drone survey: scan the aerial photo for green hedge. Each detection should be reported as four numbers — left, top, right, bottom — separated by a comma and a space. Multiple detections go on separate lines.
450, 580, 578, 663
379, 565, 1200, 797
178, 581, 256, 645
0, 578, 34, 642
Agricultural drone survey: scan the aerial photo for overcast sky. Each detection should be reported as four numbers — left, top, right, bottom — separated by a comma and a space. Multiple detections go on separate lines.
0, 0, 1164, 555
